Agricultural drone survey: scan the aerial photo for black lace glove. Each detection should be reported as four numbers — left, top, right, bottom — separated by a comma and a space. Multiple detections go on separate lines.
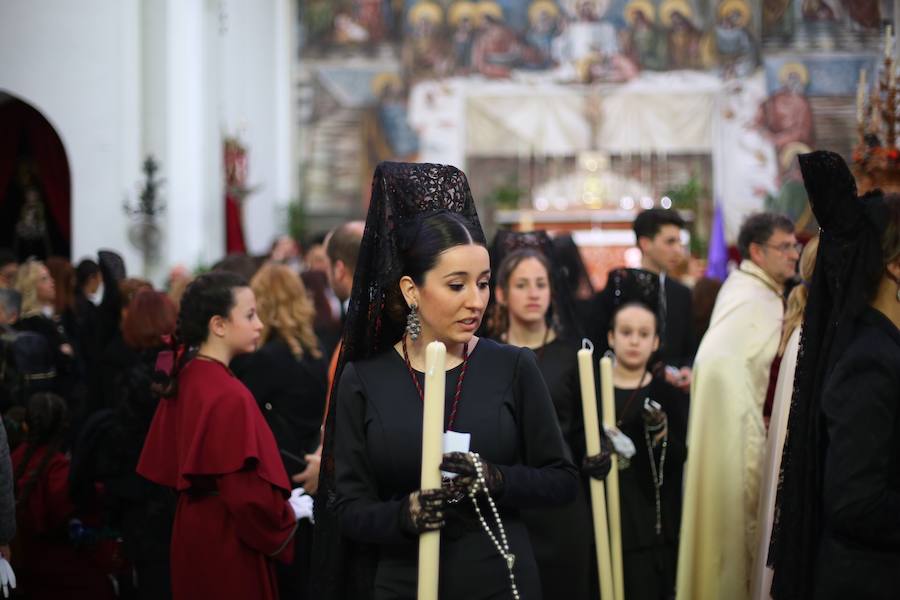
582, 435, 614, 481
399, 489, 448, 536
440, 451, 505, 497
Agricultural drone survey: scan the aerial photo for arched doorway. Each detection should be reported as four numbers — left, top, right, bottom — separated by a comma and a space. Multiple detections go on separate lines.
0, 91, 71, 259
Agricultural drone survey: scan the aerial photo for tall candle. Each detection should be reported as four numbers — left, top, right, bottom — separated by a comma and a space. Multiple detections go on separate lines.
418, 341, 447, 600
577, 341, 615, 600
886, 25, 894, 59
857, 69, 867, 124
600, 356, 624, 600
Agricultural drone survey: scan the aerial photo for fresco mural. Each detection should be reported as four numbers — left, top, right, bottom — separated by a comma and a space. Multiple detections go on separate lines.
296, 0, 887, 243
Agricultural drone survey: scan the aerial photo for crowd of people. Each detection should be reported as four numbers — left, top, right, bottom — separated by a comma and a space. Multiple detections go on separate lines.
0, 153, 896, 600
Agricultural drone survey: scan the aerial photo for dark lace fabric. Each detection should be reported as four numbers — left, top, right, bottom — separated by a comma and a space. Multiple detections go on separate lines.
604, 268, 661, 314
312, 162, 486, 600
483, 229, 581, 340
770, 151, 888, 599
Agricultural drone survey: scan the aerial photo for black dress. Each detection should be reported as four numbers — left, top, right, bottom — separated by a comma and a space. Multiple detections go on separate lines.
334, 337, 578, 600
92, 343, 176, 600
612, 375, 688, 600
519, 337, 592, 600
814, 307, 900, 599
232, 337, 328, 600
232, 337, 328, 471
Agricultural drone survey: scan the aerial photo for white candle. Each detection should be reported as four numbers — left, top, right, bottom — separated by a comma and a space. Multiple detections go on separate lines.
577, 341, 616, 600
600, 355, 624, 600
857, 69, 867, 124
886, 25, 894, 59
417, 341, 447, 600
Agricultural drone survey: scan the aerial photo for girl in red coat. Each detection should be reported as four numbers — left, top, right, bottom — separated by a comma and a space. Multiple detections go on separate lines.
137, 271, 307, 599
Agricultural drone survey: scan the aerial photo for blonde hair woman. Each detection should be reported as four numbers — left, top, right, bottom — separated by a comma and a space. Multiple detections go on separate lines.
14, 259, 56, 318
250, 263, 322, 360
230, 262, 328, 598
752, 235, 818, 600
14, 258, 74, 359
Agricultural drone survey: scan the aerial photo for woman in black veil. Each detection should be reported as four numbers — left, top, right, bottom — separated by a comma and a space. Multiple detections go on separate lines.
484, 229, 595, 600
312, 162, 579, 600
771, 151, 900, 599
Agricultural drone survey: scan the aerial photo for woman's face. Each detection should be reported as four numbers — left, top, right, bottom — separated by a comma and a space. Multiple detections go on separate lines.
498, 257, 551, 328
35, 265, 56, 304
405, 244, 491, 346
219, 287, 264, 355
607, 305, 659, 371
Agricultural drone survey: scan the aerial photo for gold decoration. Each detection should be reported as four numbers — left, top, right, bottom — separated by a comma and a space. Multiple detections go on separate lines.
475, 1, 504, 26
624, 0, 656, 25
528, 0, 560, 25
853, 29, 900, 194
779, 142, 812, 171
371, 72, 403, 97
718, 0, 751, 28
408, 1, 444, 26
449, 1, 477, 26
778, 62, 810, 86
660, 0, 693, 27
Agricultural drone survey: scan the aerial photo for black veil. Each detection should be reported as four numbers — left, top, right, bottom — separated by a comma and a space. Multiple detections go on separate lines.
311, 162, 485, 600
770, 151, 888, 599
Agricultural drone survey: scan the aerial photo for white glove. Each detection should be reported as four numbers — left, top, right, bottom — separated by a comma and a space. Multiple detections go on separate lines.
0, 558, 15, 598
289, 487, 314, 523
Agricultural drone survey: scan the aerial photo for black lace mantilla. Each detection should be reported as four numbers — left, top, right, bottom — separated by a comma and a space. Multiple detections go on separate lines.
312, 161, 485, 600
602, 267, 662, 320
770, 150, 888, 600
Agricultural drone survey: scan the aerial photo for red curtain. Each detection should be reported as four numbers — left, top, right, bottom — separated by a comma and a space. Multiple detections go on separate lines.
0, 98, 71, 243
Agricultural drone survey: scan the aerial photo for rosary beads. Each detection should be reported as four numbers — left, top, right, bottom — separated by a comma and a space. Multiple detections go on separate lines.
467, 451, 520, 600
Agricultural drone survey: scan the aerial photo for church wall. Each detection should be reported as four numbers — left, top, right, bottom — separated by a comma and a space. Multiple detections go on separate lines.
0, 0, 143, 271
0, 0, 296, 278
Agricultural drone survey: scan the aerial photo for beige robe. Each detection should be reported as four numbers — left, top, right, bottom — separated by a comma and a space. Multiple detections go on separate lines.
750, 327, 801, 600
676, 260, 784, 600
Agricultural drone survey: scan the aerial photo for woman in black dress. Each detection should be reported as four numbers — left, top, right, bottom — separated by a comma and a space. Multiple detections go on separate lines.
313, 162, 579, 600
487, 233, 594, 600
603, 269, 687, 600
232, 262, 327, 600
771, 151, 900, 599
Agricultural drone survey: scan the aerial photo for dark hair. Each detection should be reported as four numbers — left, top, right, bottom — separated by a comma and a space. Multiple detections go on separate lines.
0, 288, 21, 319
633, 209, 686, 242
75, 259, 100, 289
488, 248, 553, 337
155, 271, 248, 397
122, 290, 177, 350
552, 234, 594, 297
304, 230, 329, 251
212, 253, 265, 282
326, 221, 364, 273
737, 212, 795, 260
386, 211, 486, 323
0, 249, 15, 269
608, 301, 659, 334
14, 392, 68, 507
45, 256, 76, 315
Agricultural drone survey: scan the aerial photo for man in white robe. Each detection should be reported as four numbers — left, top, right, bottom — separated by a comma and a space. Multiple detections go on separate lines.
676, 213, 799, 600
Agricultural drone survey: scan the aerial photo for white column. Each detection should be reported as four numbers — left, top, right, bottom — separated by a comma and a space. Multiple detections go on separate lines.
164, 0, 223, 270
273, 0, 298, 224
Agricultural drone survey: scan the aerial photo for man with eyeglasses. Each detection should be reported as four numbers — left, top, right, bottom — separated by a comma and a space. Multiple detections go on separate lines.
677, 212, 798, 600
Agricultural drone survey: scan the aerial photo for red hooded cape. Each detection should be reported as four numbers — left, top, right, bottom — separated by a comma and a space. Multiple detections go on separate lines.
137, 358, 296, 600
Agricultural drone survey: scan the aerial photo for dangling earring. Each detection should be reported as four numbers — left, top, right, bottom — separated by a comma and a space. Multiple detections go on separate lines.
895, 285, 900, 303
406, 304, 421, 341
